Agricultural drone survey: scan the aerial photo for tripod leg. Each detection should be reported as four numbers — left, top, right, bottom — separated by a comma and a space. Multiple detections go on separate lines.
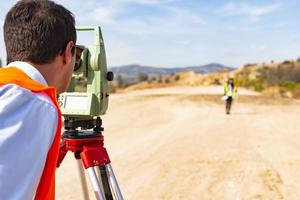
106, 164, 124, 200
86, 167, 106, 200
98, 166, 113, 200
77, 160, 90, 200
95, 166, 109, 199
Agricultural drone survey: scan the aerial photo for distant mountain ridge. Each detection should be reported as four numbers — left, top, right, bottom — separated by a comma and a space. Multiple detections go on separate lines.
109, 63, 234, 83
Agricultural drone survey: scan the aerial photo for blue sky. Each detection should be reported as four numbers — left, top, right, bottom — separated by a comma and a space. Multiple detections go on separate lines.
0, 0, 300, 68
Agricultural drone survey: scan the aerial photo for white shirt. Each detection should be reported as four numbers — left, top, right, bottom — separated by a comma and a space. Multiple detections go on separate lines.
0, 62, 58, 200
228, 84, 233, 97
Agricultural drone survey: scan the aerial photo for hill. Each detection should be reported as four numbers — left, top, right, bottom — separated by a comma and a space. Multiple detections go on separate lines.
118, 58, 300, 98
109, 63, 234, 84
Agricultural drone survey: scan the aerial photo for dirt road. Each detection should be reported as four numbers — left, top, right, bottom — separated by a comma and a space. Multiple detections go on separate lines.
56, 86, 300, 199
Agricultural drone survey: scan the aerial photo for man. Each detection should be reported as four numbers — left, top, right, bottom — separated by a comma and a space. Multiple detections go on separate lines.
0, 1, 76, 199
224, 78, 237, 115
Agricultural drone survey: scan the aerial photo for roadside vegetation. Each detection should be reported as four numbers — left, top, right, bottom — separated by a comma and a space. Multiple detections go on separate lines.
235, 58, 300, 98
109, 57, 300, 98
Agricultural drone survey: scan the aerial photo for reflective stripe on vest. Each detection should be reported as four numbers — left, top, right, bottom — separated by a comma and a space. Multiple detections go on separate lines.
0, 67, 62, 200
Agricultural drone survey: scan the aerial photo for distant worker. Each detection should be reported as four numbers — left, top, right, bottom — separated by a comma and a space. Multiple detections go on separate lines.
223, 78, 237, 115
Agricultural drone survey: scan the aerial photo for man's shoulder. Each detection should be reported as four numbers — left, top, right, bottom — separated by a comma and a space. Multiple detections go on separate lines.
0, 83, 57, 111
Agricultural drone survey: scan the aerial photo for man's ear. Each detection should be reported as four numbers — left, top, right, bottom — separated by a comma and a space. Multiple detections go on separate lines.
62, 41, 74, 64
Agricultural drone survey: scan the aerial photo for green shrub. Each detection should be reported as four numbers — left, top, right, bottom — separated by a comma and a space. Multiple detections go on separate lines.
279, 82, 300, 90
138, 73, 149, 82
250, 79, 263, 92
165, 78, 170, 83
174, 75, 180, 81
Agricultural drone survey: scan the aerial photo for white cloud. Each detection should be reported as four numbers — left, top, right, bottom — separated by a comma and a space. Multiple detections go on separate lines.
82, 0, 179, 24
107, 14, 204, 37
217, 2, 281, 19
88, 7, 119, 24
165, 6, 206, 25
83, 1, 124, 24
79, 2, 205, 37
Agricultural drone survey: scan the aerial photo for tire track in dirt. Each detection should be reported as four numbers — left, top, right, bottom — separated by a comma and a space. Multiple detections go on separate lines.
260, 169, 284, 199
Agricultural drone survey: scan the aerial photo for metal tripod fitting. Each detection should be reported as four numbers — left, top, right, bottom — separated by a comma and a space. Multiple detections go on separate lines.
58, 116, 124, 200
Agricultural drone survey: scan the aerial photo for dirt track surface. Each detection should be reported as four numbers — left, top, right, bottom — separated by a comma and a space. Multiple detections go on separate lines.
56, 86, 300, 200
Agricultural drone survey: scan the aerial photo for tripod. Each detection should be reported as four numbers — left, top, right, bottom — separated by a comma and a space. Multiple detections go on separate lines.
57, 117, 124, 200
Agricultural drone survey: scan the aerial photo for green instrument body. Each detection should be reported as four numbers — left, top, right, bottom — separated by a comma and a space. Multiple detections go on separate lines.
59, 26, 110, 119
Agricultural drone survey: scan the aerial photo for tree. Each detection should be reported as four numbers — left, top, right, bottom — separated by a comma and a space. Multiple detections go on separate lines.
157, 75, 163, 83
138, 73, 148, 82
174, 75, 180, 81
117, 74, 125, 88
165, 77, 170, 84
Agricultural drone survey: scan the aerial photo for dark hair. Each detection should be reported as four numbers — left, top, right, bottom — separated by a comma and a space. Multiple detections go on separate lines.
228, 78, 235, 88
4, 0, 76, 64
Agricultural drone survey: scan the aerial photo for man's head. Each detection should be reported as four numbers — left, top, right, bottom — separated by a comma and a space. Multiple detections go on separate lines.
4, 0, 76, 93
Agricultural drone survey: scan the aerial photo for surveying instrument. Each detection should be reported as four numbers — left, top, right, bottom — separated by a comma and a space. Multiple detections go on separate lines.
57, 26, 123, 200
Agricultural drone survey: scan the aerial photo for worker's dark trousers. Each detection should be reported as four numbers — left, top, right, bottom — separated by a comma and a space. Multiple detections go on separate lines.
226, 97, 233, 114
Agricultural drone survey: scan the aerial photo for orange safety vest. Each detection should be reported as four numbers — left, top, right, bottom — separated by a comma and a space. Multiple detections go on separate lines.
0, 67, 62, 200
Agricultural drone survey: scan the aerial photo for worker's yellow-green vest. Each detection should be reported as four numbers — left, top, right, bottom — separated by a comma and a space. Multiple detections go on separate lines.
224, 83, 237, 99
